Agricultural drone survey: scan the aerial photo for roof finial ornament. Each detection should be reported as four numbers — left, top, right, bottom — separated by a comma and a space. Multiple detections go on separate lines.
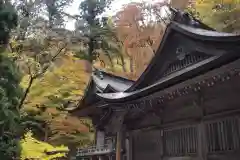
92, 67, 104, 80
169, 7, 214, 30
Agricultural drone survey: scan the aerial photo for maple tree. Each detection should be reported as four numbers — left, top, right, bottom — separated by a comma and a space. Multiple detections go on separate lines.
8, 0, 95, 157
20, 54, 94, 147
113, 1, 167, 78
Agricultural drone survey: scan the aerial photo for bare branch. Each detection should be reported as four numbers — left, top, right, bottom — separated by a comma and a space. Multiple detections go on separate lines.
35, 43, 68, 78
18, 43, 68, 110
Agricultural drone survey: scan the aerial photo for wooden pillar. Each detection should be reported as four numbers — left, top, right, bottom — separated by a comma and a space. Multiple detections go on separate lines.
112, 111, 126, 160
197, 122, 207, 160
159, 129, 164, 160
197, 92, 207, 160
126, 133, 133, 160
96, 131, 105, 148
116, 130, 122, 160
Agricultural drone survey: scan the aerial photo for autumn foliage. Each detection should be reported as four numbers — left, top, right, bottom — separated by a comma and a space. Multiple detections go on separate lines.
112, 2, 167, 78
20, 131, 69, 160
0, 0, 239, 159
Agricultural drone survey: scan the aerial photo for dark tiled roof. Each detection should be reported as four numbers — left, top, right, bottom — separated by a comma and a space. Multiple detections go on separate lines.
70, 8, 240, 113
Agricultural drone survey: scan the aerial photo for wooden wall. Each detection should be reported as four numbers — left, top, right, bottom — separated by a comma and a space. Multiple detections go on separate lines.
131, 129, 162, 160
129, 76, 240, 160
130, 116, 240, 160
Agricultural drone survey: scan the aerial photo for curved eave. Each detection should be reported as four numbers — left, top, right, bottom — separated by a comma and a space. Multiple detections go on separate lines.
70, 102, 103, 117
92, 70, 134, 92
97, 53, 240, 103
174, 23, 240, 41
126, 22, 240, 92
70, 70, 134, 112
75, 77, 100, 109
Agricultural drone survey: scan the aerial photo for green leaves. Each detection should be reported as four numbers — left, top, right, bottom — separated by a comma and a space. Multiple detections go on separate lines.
191, 0, 240, 32
76, 0, 115, 62
0, 53, 23, 159
0, 1, 22, 152
0, 1, 17, 44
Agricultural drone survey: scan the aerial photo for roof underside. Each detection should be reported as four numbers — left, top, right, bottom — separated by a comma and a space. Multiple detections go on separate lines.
72, 9, 240, 112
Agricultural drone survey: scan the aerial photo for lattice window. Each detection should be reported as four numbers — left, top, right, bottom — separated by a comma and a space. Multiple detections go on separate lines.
206, 117, 240, 153
163, 126, 198, 156
163, 52, 211, 76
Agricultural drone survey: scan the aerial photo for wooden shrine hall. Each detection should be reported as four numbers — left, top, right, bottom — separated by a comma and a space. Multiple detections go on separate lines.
70, 8, 240, 160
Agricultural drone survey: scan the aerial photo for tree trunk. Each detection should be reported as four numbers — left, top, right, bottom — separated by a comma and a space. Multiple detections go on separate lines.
44, 125, 48, 142
106, 53, 115, 71
129, 56, 134, 73
89, 38, 95, 63
18, 76, 34, 110
119, 54, 127, 73
17, 45, 66, 110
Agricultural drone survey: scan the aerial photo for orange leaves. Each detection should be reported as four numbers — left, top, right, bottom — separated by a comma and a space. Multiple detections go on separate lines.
113, 1, 166, 76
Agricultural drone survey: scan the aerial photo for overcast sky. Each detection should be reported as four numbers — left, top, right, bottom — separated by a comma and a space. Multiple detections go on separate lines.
64, 0, 161, 30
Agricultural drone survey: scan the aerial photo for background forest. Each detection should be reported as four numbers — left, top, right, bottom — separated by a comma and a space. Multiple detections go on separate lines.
0, 0, 239, 159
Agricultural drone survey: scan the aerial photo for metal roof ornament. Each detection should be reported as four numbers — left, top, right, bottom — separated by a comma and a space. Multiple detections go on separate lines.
93, 67, 104, 80
176, 47, 187, 60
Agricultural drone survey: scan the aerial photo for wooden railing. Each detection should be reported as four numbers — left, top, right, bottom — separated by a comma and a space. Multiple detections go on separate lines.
77, 144, 115, 156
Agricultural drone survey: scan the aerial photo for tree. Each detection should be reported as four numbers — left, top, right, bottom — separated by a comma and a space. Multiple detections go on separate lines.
189, 0, 240, 32
11, 0, 76, 111
10, 0, 94, 156
0, 0, 18, 45
75, 0, 113, 63
20, 54, 94, 152
93, 17, 128, 73
43, 0, 73, 28
13, 0, 73, 41
113, 2, 166, 78
0, 53, 23, 159
0, 1, 23, 159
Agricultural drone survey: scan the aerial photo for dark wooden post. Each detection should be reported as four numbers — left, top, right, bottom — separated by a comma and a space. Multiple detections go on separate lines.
196, 92, 207, 160
159, 129, 164, 160
116, 130, 122, 160
126, 133, 133, 160
198, 122, 207, 160
108, 111, 126, 160
98, 156, 102, 160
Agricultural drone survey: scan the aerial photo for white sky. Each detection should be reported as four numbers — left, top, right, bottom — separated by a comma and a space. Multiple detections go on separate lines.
64, 0, 161, 30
